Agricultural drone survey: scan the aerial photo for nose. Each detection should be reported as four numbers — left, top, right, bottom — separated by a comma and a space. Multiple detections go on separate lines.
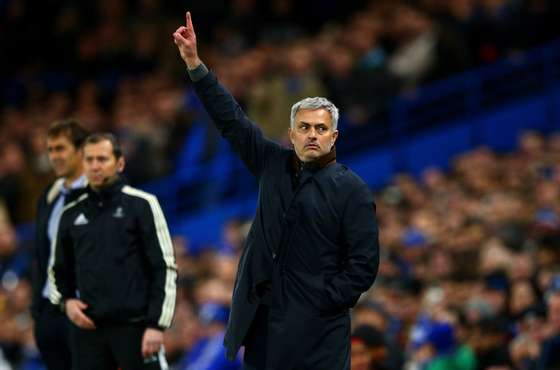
90, 159, 101, 171
308, 127, 317, 139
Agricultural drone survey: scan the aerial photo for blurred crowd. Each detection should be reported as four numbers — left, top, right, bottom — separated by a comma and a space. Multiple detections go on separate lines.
2, 130, 560, 369
2, 0, 560, 225
2, 0, 560, 369
354, 131, 560, 370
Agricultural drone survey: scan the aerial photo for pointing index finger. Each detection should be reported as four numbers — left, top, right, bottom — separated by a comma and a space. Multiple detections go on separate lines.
186, 11, 193, 29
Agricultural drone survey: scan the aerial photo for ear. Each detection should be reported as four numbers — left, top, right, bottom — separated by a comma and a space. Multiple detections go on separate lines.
331, 130, 339, 147
288, 127, 295, 146
117, 157, 125, 173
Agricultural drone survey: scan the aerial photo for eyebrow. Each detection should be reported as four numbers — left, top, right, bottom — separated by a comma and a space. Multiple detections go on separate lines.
299, 121, 328, 126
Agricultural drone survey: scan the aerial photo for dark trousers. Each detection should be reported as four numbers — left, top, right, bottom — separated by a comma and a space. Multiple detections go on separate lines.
34, 300, 72, 370
242, 304, 350, 370
70, 322, 167, 370
243, 305, 269, 370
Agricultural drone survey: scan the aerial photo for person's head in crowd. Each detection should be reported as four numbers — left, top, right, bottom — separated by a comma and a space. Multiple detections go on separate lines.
46, 119, 88, 180
323, 45, 354, 79
5, 279, 31, 313
482, 270, 511, 318
479, 239, 513, 275
351, 325, 388, 370
426, 321, 457, 355
401, 227, 430, 263
509, 329, 541, 370
546, 278, 560, 335
514, 304, 547, 345
82, 133, 125, 191
536, 267, 560, 297
421, 167, 447, 193
535, 180, 559, 207
220, 218, 246, 255
352, 300, 391, 332
464, 296, 495, 325
509, 279, 538, 319
395, 279, 425, 325
194, 277, 231, 306
211, 253, 238, 286
519, 130, 545, 158
535, 236, 560, 270
343, 10, 383, 59
409, 321, 458, 369
468, 317, 512, 368
198, 302, 230, 336
0, 142, 26, 176
0, 221, 17, 260
285, 41, 315, 76
509, 252, 536, 282
389, 0, 433, 42
428, 249, 455, 281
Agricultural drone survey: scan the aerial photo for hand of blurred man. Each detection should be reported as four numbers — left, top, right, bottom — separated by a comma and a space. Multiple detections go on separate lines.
141, 328, 164, 358
173, 12, 202, 70
65, 298, 96, 330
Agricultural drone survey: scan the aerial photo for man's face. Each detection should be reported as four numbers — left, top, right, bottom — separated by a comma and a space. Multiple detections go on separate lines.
289, 108, 338, 162
47, 135, 82, 178
548, 293, 560, 332
83, 140, 124, 190
351, 340, 372, 370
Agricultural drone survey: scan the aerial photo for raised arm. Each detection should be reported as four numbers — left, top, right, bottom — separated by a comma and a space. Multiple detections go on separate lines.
172, 12, 283, 178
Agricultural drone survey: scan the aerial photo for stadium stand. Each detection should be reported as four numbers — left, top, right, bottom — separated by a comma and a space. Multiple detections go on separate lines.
2, 0, 560, 369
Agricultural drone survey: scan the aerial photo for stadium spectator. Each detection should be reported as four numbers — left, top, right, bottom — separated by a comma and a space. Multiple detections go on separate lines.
351, 325, 390, 370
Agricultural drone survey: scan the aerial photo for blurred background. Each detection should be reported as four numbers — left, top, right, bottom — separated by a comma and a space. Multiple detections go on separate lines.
2, 0, 560, 369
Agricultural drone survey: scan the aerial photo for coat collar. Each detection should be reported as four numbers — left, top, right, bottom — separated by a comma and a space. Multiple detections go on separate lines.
87, 175, 126, 200
291, 146, 337, 174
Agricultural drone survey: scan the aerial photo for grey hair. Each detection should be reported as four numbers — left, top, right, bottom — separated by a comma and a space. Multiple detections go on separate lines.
290, 97, 339, 130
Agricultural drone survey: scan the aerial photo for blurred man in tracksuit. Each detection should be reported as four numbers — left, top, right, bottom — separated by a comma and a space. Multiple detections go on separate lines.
48, 133, 177, 370
32, 120, 88, 370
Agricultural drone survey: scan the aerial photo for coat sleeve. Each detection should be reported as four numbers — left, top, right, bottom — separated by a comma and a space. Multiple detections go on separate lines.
137, 195, 177, 330
193, 71, 283, 178
48, 212, 77, 305
324, 183, 379, 309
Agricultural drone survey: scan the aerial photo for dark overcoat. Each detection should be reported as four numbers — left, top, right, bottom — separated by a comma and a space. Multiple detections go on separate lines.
193, 71, 380, 370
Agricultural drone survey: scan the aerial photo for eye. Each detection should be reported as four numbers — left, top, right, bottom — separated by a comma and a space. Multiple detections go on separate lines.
317, 126, 327, 133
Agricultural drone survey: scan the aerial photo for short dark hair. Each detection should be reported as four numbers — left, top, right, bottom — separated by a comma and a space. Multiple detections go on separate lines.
47, 119, 89, 148
84, 133, 123, 159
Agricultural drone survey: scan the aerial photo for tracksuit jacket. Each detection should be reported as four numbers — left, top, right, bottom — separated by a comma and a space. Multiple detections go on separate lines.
48, 177, 177, 330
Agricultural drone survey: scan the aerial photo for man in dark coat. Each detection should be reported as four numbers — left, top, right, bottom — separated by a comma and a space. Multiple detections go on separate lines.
32, 120, 88, 370
173, 12, 380, 370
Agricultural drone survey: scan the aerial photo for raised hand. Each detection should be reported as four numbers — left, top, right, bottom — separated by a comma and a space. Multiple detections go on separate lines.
173, 11, 202, 70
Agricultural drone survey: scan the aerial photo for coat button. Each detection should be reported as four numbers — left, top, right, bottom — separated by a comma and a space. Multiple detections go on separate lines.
272, 252, 277, 260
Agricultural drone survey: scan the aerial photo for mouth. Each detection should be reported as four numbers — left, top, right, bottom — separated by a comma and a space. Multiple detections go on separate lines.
305, 144, 320, 150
